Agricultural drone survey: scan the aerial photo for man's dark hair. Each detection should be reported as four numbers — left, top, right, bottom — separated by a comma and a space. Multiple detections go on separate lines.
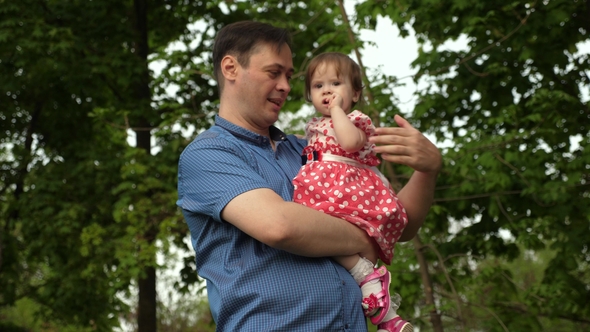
212, 21, 292, 93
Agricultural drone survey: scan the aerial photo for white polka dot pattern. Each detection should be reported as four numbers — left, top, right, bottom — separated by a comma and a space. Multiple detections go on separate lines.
293, 111, 408, 265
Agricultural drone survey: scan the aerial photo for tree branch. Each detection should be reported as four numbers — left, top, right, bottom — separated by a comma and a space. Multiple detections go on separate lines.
423, 243, 465, 327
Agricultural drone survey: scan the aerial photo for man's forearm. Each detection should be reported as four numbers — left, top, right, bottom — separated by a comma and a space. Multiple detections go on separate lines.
275, 201, 377, 260
222, 188, 377, 260
396, 170, 437, 242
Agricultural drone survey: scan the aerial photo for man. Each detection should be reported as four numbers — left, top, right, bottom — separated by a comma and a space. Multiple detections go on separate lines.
177, 21, 441, 331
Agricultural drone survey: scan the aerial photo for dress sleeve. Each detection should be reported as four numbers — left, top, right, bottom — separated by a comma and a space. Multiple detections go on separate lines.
349, 110, 376, 137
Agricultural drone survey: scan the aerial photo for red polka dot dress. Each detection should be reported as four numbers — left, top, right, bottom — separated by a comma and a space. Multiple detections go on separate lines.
292, 110, 408, 265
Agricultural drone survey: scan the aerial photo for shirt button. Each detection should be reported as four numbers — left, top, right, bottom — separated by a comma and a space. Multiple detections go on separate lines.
342, 280, 345, 285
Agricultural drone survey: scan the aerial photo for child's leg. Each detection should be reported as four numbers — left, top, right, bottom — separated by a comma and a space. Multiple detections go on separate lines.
377, 316, 413, 332
337, 255, 413, 331
335, 255, 383, 315
376, 293, 413, 332
344, 256, 388, 318
333, 254, 365, 271
357, 264, 414, 332
349, 257, 382, 310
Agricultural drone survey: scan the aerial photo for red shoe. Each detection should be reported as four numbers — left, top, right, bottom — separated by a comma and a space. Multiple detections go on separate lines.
360, 266, 391, 324
378, 316, 414, 332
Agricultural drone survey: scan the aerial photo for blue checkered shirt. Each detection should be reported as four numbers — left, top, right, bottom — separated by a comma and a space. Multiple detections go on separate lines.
177, 115, 367, 331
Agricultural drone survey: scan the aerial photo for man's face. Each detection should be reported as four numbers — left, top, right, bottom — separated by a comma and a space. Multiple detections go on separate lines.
236, 42, 294, 132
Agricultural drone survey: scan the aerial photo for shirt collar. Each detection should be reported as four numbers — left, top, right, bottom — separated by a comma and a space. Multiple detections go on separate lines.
215, 115, 287, 146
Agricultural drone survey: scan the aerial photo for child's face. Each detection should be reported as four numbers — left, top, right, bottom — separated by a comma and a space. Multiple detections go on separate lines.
309, 63, 360, 116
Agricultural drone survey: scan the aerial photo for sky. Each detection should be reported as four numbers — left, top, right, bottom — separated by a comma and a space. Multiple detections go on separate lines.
349, 19, 423, 115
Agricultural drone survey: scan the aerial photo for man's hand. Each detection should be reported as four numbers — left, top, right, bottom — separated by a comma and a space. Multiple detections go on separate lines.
369, 114, 441, 174
358, 235, 379, 264
369, 114, 441, 241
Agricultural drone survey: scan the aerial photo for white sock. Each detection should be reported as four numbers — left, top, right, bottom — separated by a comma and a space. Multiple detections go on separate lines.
349, 257, 374, 284
381, 301, 398, 322
379, 294, 405, 330
349, 257, 383, 315
376, 301, 399, 332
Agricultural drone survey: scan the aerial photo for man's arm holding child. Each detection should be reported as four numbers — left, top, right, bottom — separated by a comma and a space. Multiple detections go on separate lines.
222, 188, 379, 262
370, 115, 442, 242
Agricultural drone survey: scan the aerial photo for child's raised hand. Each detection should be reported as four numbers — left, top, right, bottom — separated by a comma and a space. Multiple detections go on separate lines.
326, 93, 344, 114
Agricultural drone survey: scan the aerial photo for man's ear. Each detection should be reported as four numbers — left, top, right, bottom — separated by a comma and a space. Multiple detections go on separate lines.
220, 55, 239, 81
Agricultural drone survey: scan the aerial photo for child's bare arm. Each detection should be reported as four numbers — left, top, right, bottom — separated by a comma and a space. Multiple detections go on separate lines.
329, 95, 367, 152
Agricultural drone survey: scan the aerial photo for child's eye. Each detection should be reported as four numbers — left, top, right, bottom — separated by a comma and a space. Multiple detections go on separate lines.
333, 81, 341, 86
314, 83, 322, 89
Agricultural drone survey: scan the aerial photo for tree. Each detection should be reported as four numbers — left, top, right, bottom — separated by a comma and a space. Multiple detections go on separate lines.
354, 0, 590, 330
6, 0, 587, 330
0, 0, 207, 329
0, 0, 365, 330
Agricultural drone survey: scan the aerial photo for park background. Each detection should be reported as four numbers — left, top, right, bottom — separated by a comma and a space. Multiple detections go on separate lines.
1, 0, 589, 331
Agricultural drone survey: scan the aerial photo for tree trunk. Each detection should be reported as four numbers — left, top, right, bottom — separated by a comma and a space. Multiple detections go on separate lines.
136, 121, 156, 332
413, 235, 444, 332
138, 266, 157, 332
1, 103, 40, 291
132, 0, 157, 331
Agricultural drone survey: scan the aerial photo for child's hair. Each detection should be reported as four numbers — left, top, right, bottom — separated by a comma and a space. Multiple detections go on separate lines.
304, 52, 364, 108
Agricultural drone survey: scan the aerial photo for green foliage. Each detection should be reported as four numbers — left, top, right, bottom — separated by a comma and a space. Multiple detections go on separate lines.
0, 297, 95, 332
0, 0, 201, 328
3, 0, 588, 330
355, 0, 590, 330
156, 286, 216, 332
0, 0, 367, 329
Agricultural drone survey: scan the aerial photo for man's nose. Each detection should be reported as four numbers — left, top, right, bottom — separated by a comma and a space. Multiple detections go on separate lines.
277, 75, 291, 93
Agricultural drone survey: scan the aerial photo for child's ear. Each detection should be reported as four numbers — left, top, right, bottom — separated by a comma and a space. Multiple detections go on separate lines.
352, 90, 361, 103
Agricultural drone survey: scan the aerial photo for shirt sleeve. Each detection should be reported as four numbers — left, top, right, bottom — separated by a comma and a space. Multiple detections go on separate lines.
177, 136, 271, 223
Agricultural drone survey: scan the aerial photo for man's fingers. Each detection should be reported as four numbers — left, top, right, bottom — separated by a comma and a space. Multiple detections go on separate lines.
372, 123, 415, 137
368, 113, 442, 173
379, 153, 411, 165
393, 114, 413, 129
370, 128, 412, 146
372, 144, 409, 156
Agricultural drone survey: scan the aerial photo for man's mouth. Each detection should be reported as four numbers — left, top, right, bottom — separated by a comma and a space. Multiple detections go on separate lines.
268, 98, 283, 107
